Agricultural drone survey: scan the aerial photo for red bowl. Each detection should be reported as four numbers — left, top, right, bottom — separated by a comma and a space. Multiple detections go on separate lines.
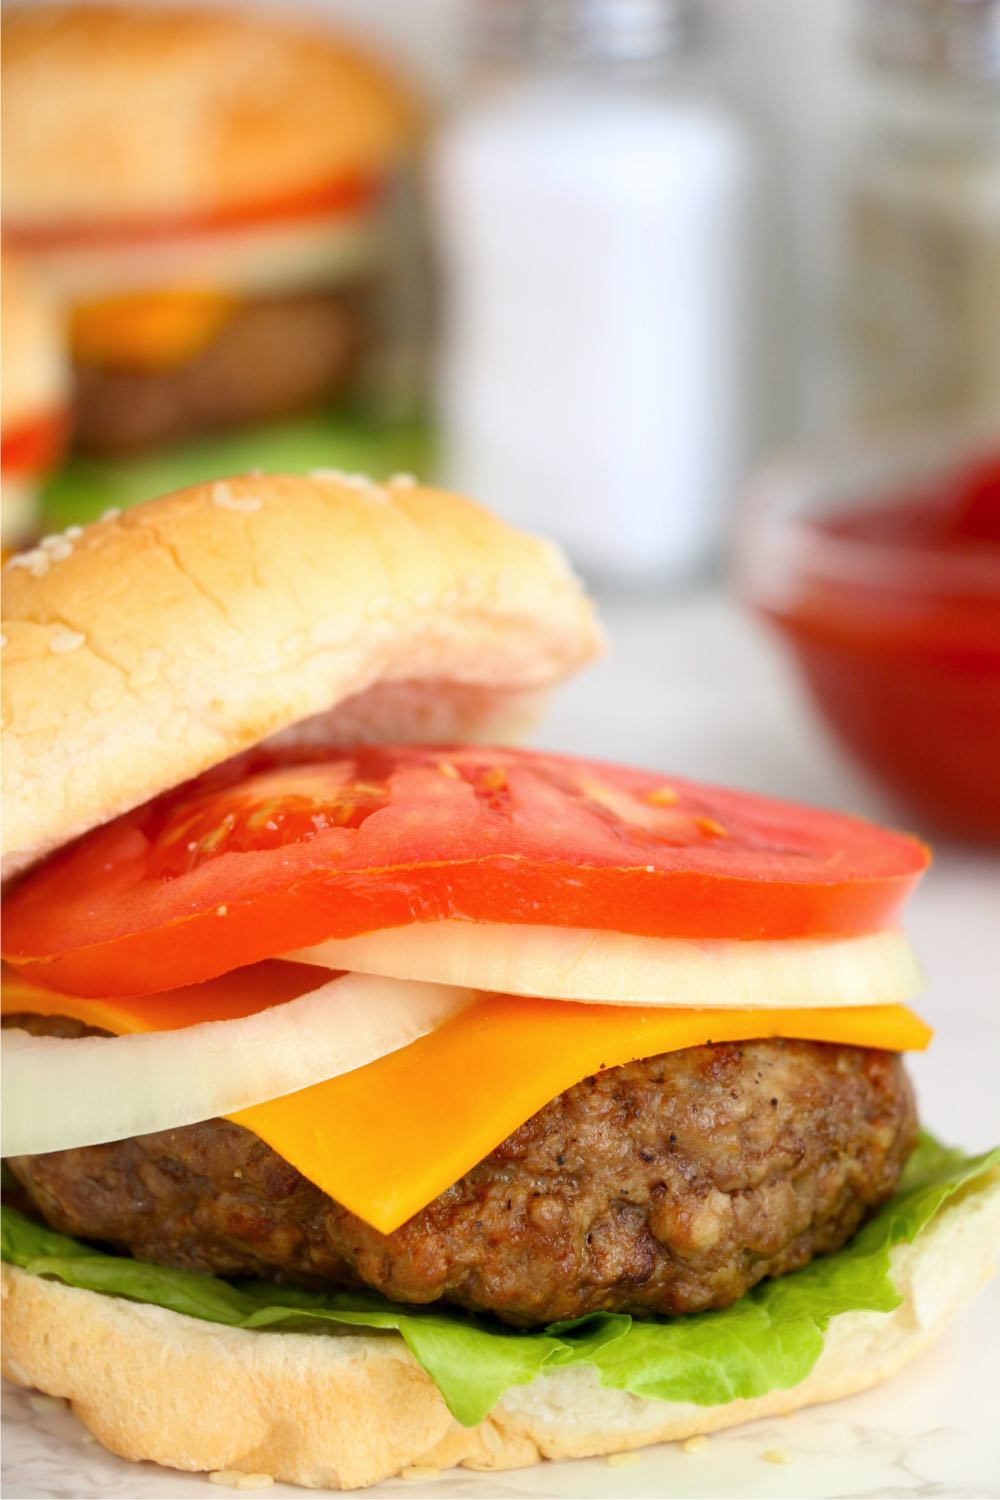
738, 428, 1000, 843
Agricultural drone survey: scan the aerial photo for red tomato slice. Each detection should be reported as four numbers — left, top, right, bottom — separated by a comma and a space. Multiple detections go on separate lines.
2, 746, 929, 997
1, 410, 70, 478
3, 173, 381, 252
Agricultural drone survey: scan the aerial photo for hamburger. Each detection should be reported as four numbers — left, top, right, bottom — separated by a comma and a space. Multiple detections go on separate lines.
0, 254, 70, 551
1, 5, 418, 465
1, 473, 998, 1490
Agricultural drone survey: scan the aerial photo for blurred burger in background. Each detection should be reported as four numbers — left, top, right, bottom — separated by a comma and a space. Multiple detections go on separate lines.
2, 3, 422, 517
1, 255, 70, 552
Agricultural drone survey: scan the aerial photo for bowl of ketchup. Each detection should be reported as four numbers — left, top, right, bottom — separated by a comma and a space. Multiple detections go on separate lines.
739, 431, 1000, 843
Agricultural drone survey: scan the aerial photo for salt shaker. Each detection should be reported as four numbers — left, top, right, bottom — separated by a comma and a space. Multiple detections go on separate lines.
430, 0, 758, 585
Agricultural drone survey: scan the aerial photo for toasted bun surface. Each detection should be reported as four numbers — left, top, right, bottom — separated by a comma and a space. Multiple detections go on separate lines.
0, 255, 69, 434
0, 473, 601, 880
2, 5, 418, 227
4, 1170, 998, 1491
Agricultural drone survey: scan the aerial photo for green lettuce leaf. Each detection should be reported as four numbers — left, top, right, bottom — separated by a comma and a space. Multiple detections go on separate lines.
40, 409, 433, 529
3, 1133, 996, 1428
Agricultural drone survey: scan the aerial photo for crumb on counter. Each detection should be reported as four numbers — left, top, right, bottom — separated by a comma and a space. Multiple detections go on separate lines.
763, 1447, 794, 1465
28, 1393, 66, 1414
606, 1449, 643, 1467
207, 1474, 274, 1491
681, 1434, 708, 1454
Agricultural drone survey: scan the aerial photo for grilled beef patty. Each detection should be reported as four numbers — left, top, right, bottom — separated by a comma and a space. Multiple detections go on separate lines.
72, 286, 368, 456
6, 1016, 916, 1327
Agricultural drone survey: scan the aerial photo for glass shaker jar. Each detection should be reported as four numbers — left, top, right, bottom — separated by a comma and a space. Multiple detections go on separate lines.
843, 0, 1000, 425
430, 0, 757, 585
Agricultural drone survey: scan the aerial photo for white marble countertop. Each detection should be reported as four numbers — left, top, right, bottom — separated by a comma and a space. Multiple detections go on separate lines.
5, 589, 999, 1499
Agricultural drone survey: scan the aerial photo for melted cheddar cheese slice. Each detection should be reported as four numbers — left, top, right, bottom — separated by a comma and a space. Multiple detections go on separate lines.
71, 290, 238, 370
2, 966, 931, 1235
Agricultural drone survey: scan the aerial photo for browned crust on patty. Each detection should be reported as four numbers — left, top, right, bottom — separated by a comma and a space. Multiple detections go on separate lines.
6, 1022, 917, 1326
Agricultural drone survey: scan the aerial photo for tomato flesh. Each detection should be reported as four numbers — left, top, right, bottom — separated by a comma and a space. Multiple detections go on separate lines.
1, 410, 70, 478
4, 174, 381, 252
2, 746, 929, 998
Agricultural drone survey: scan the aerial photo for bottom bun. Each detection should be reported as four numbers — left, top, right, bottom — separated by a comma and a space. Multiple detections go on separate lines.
3, 1172, 999, 1491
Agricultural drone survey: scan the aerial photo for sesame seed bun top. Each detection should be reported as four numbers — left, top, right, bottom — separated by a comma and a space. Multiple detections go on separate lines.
0, 472, 603, 880
2, 5, 420, 230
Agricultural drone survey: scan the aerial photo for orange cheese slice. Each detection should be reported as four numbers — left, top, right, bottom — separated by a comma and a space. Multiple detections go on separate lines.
71, 290, 238, 371
2, 966, 932, 1235
0, 961, 330, 1034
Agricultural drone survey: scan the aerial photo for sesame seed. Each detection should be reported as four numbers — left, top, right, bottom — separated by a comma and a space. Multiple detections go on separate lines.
40, 534, 61, 550
697, 816, 729, 839
100, 507, 121, 522
49, 630, 85, 654
762, 1448, 794, 1465
0, 635, 6, 648
217, 905, 228, 917
212, 482, 261, 513
389, 472, 418, 487
47, 540, 74, 561
235, 1476, 274, 1491
645, 864, 655, 873
400, 1467, 441, 1482
606, 1450, 642, 1467
129, 651, 164, 688
682, 1434, 708, 1454
7, 548, 49, 576
65, 525, 83, 539
311, 467, 387, 498
159, 713, 189, 741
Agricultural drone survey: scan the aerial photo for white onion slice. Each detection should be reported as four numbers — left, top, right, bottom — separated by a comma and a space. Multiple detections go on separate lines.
1, 973, 474, 1158
30, 214, 379, 303
288, 922, 922, 1010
